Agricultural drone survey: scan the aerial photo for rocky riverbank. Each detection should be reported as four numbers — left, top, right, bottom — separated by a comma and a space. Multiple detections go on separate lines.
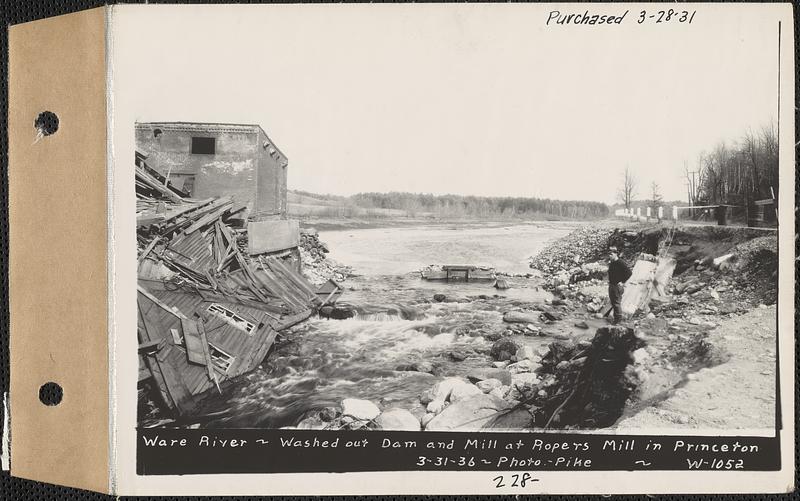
285, 222, 777, 432
299, 228, 353, 286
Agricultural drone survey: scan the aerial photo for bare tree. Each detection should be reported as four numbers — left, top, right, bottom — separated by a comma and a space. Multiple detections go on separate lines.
617, 167, 637, 210
649, 181, 663, 215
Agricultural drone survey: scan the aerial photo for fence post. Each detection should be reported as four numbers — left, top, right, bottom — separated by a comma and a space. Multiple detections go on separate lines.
672, 206, 678, 221
646, 207, 651, 218
658, 206, 664, 220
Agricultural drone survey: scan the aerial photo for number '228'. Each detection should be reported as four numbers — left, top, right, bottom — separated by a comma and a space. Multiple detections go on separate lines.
638, 10, 697, 24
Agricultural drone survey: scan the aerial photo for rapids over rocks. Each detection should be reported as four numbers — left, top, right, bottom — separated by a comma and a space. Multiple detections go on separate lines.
191, 222, 574, 428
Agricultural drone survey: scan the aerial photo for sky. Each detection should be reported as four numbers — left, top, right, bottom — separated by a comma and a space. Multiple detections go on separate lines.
113, 4, 783, 204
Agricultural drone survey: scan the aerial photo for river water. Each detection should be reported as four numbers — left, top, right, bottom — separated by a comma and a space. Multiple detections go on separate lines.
196, 222, 576, 428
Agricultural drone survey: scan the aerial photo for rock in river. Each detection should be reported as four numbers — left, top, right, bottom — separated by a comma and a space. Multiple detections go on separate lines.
419, 388, 436, 405
421, 412, 436, 428
506, 359, 538, 374
427, 399, 448, 414
319, 305, 356, 320
467, 368, 512, 386
514, 345, 537, 362
448, 350, 467, 362
503, 311, 541, 324
341, 398, 381, 421
476, 378, 503, 393
375, 408, 421, 431
490, 337, 521, 361
396, 361, 435, 374
318, 406, 339, 422
297, 415, 327, 430
425, 394, 511, 431
431, 377, 471, 401
449, 383, 483, 403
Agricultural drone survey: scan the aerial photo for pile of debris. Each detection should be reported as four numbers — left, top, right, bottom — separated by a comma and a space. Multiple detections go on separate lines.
135, 152, 326, 420
298, 228, 352, 286
300, 228, 329, 258
656, 235, 778, 320
529, 226, 614, 288
523, 326, 647, 429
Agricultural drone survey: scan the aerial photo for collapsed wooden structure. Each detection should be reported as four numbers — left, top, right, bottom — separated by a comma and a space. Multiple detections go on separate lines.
136, 152, 323, 418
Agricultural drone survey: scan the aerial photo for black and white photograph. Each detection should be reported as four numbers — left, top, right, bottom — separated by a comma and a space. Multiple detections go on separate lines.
101, 3, 795, 494
133, 4, 781, 437
3, 1, 794, 497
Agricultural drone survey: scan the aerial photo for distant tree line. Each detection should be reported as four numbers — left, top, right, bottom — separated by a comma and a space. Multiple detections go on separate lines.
349, 192, 609, 219
290, 189, 349, 202
688, 122, 778, 206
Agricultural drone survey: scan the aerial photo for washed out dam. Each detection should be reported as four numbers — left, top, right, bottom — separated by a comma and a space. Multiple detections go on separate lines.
136, 122, 778, 433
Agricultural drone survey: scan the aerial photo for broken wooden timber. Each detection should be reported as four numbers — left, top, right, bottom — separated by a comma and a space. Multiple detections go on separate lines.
273, 308, 315, 331
196, 321, 219, 387
137, 236, 161, 266
180, 318, 208, 366
137, 284, 189, 320
184, 199, 235, 235
135, 165, 185, 204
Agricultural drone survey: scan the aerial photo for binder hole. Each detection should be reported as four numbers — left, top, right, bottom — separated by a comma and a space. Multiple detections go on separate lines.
39, 382, 63, 406
34, 111, 59, 136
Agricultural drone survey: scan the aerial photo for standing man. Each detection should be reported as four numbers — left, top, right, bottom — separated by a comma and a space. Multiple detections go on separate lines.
607, 247, 632, 324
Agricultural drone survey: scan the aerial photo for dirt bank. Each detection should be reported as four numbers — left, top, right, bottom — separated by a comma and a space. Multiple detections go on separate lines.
616, 304, 776, 430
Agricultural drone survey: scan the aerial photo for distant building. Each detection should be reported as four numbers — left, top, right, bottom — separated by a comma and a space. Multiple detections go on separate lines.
136, 122, 299, 255
135, 122, 288, 220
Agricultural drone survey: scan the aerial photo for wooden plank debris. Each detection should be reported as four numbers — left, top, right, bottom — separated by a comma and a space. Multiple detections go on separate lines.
135, 150, 325, 419
138, 285, 188, 320
180, 318, 209, 366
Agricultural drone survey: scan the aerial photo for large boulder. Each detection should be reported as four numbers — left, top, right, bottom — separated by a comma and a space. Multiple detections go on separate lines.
427, 399, 448, 414
419, 388, 436, 405
467, 368, 512, 386
476, 378, 503, 393
503, 311, 541, 324
425, 394, 511, 431
449, 383, 483, 403
375, 408, 421, 431
341, 398, 381, 421
490, 337, 521, 361
484, 407, 535, 429
489, 385, 510, 400
431, 377, 471, 401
